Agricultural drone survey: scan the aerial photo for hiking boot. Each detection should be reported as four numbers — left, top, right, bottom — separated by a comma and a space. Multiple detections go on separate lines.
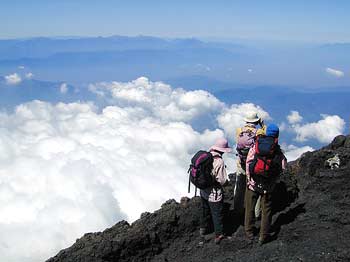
214, 234, 225, 244
258, 236, 271, 246
245, 233, 255, 243
258, 238, 265, 246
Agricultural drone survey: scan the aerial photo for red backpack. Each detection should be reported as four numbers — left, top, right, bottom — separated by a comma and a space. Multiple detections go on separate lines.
249, 136, 282, 178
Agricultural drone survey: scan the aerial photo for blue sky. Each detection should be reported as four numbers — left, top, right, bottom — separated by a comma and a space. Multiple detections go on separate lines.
1, 0, 350, 42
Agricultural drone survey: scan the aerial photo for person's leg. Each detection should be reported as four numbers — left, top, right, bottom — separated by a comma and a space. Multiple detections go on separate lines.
255, 195, 261, 219
260, 193, 273, 243
209, 200, 224, 236
233, 164, 246, 213
244, 189, 259, 239
200, 197, 211, 235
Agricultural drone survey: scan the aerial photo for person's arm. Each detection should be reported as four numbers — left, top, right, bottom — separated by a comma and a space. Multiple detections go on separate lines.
214, 158, 227, 186
256, 119, 266, 135
245, 146, 256, 180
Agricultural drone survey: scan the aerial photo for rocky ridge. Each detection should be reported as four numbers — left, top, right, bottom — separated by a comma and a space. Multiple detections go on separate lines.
47, 135, 350, 262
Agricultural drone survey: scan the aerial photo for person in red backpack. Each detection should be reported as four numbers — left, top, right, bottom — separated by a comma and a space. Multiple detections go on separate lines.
199, 138, 232, 244
234, 111, 266, 215
244, 124, 287, 245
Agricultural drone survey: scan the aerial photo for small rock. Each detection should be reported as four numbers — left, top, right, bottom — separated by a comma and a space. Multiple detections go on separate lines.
161, 199, 177, 208
324, 154, 340, 169
140, 212, 151, 219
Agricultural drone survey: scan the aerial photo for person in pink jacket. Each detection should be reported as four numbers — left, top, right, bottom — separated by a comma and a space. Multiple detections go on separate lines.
199, 138, 232, 244
244, 124, 287, 245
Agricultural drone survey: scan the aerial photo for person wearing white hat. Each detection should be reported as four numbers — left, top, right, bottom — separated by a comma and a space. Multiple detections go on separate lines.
244, 111, 261, 123
234, 111, 266, 218
199, 137, 232, 244
244, 124, 287, 245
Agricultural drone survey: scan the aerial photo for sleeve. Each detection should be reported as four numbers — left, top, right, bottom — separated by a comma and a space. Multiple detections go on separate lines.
214, 158, 227, 186
245, 146, 256, 180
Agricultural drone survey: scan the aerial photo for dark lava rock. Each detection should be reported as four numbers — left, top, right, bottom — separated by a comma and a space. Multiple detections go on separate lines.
47, 135, 350, 262
328, 135, 347, 150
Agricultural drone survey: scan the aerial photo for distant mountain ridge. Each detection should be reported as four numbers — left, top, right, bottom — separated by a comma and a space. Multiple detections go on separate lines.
0, 35, 349, 86
0, 35, 247, 60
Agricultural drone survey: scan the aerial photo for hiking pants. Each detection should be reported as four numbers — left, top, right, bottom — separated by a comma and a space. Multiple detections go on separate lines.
244, 189, 273, 240
234, 165, 261, 217
200, 197, 223, 236
233, 169, 246, 213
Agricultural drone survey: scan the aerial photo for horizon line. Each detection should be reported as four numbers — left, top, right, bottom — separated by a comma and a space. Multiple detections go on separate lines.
0, 34, 348, 45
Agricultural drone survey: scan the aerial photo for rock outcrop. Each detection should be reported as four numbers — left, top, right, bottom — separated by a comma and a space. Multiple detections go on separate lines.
47, 135, 350, 262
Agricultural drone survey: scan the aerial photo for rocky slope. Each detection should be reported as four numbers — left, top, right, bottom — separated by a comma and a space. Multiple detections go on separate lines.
47, 135, 350, 262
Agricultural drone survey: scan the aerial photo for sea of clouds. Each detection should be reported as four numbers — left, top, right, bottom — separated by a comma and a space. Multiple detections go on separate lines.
0, 77, 346, 261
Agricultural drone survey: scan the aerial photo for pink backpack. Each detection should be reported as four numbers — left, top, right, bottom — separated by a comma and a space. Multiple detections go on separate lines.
236, 127, 257, 170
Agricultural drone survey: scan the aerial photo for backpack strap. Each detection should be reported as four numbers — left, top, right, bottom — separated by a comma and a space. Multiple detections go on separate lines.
188, 173, 191, 193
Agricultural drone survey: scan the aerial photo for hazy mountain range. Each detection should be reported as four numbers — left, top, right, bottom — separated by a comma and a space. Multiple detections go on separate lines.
0, 36, 349, 86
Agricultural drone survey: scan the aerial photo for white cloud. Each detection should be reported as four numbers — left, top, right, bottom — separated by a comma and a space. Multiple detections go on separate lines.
279, 122, 288, 132
248, 68, 253, 73
293, 114, 345, 143
25, 72, 34, 79
282, 144, 314, 162
89, 77, 224, 123
287, 110, 303, 124
60, 83, 68, 94
217, 103, 270, 140
18, 65, 25, 69
195, 63, 211, 71
325, 67, 344, 78
0, 77, 327, 262
0, 96, 226, 261
5, 73, 22, 85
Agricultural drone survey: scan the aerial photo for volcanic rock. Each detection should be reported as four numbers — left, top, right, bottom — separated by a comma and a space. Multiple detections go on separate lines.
47, 135, 350, 262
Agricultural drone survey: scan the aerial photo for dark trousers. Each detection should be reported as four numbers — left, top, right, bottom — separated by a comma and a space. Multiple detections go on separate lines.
244, 189, 273, 240
233, 172, 246, 213
200, 197, 223, 236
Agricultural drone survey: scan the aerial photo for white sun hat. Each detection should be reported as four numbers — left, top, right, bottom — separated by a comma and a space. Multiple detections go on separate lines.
244, 111, 261, 123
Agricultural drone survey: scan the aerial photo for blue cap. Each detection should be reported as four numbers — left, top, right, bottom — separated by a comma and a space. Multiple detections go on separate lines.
266, 124, 279, 138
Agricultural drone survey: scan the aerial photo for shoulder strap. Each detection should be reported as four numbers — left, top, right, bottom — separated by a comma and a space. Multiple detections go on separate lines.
269, 138, 279, 155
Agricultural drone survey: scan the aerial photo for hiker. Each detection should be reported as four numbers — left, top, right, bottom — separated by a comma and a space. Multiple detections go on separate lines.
199, 138, 232, 244
244, 124, 287, 245
234, 111, 266, 216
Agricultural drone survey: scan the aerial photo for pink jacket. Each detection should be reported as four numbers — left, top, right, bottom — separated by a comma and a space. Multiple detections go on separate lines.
245, 143, 287, 192
200, 150, 227, 202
